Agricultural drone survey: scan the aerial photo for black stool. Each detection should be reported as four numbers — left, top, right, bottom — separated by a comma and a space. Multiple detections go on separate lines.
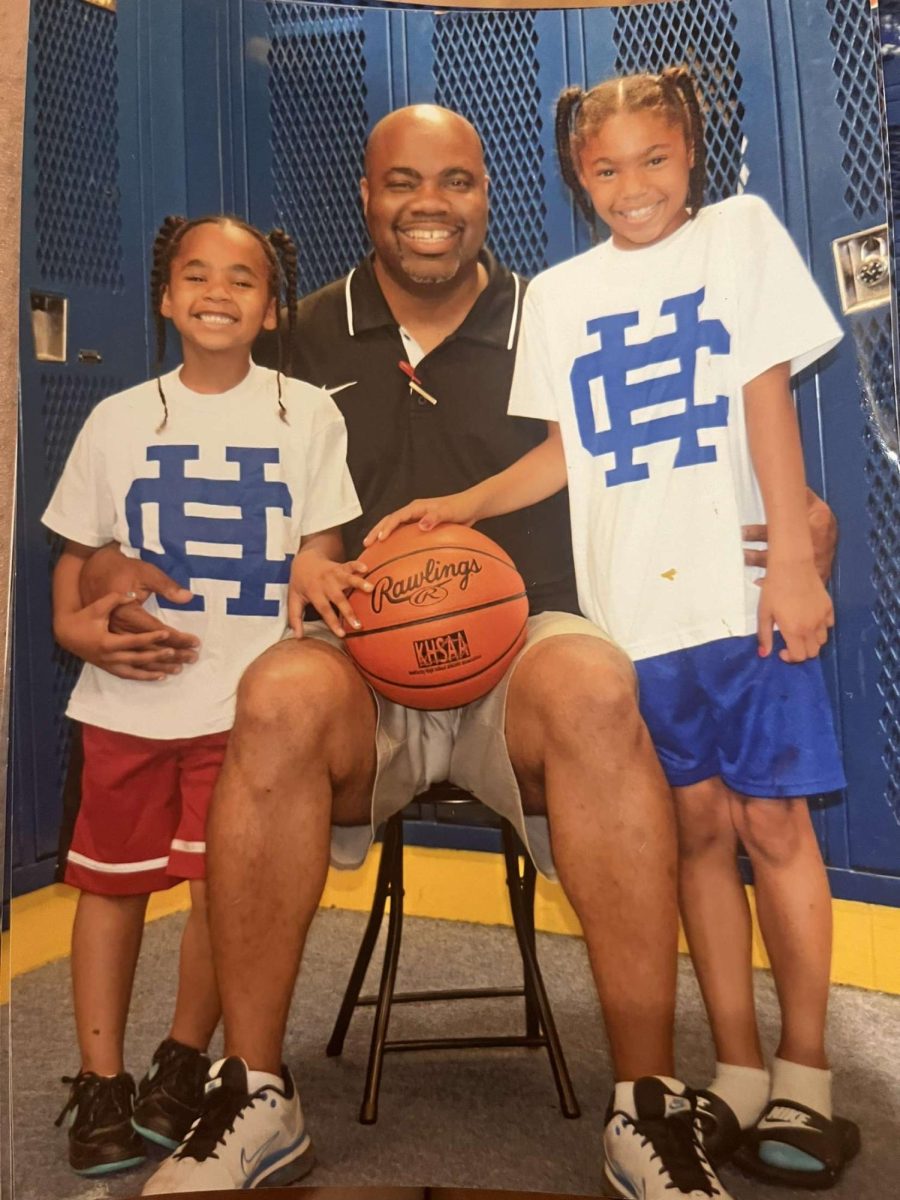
326, 784, 581, 1124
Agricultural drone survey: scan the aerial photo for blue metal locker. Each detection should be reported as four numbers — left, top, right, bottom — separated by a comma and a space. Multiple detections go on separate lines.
13, 0, 190, 894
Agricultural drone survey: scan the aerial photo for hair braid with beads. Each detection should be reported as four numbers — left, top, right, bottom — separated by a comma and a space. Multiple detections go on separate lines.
150, 214, 299, 430
554, 65, 707, 236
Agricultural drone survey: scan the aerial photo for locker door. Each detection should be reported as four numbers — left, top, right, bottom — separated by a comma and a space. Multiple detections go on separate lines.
242, 0, 398, 295
778, 0, 900, 899
12, 0, 188, 896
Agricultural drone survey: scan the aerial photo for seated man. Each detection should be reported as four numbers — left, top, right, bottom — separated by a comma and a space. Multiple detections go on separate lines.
75, 106, 836, 1199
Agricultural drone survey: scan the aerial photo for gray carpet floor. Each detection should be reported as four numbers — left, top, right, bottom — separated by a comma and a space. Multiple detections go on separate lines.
7, 907, 900, 1199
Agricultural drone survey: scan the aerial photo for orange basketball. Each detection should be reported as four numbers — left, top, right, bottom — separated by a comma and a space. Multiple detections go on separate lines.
343, 523, 529, 709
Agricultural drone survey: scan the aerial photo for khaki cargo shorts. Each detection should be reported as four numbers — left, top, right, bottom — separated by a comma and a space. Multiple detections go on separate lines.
305, 610, 617, 880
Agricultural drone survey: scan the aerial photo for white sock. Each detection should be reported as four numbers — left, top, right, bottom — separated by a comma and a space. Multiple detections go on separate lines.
246, 1067, 285, 1094
770, 1056, 832, 1119
614, 1076, 685, 1118
707, 1061, 771, 1129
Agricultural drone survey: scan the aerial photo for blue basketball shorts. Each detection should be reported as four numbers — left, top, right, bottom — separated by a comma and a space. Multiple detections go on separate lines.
634, 633, 846, 798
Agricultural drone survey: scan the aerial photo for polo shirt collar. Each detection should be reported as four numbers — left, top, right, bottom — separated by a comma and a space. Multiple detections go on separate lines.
343, 250, 522, 352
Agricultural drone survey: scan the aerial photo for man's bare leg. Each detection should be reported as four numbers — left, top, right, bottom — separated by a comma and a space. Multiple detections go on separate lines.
505, 635, 679, 1082
206, 639, 376, 1073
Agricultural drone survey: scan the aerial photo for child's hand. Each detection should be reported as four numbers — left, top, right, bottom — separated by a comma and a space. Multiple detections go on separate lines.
53, 592, 185, 680
757, 560, 834, 663
288, 550, 372, 639
363, 492, 479, 547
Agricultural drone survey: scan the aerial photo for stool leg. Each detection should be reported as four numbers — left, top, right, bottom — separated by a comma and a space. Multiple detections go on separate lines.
501, 822, 581, 1119
326, 814, 398, 1057
521, 856, 541, 1039
360, 818, 405, 1124
505, 842, 540, 1039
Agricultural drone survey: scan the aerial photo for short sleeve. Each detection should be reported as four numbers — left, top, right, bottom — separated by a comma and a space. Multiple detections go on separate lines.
298, 401, 361, 536
41, 408, 116, 546
734, 195, 843, 383
507, 284, 560, 422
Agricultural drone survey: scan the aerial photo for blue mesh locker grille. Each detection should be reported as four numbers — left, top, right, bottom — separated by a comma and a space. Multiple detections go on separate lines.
852, 310, 900, 824
30, 0, 123, 290
40, 374, 122, 799
826, 0, 887, 221
41, 374, 122, 495
432, 13, 547, 278
612, 2, 745, 205
267, 2, 370, 294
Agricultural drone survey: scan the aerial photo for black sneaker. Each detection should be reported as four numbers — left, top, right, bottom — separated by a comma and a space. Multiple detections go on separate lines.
55, 1071, 146, 1176
132, 1037, 211, 1150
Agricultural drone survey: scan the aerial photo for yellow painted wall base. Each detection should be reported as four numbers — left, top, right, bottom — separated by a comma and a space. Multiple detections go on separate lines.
4, 844, 900, 1004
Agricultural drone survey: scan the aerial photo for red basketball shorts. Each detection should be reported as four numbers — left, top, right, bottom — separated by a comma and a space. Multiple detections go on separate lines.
61, 724, 229, 896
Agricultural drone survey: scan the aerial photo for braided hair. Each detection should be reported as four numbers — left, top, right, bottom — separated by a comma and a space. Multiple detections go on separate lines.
555, 66, 707, 239
150, 214, 299, 430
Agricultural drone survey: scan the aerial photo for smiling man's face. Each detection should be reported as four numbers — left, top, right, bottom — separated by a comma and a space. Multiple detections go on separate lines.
361, 106, 489, 290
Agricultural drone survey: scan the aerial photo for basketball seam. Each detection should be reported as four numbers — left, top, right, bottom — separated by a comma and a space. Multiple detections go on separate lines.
344, 591, 528, 639
360, 542, 516, 574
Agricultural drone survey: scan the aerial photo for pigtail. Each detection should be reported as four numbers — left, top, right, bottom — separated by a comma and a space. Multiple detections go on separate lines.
661, 66, 706, 215
267, 227, 298, 423
150, 214, 188, 431
555, 86, 599, 237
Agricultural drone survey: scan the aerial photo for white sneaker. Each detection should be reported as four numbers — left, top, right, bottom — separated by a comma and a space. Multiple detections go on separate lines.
603, 1076, 734, 1199
141, 1057, 314, 1193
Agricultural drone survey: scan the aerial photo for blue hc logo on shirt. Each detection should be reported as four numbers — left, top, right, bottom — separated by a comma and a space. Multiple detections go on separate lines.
569, 288, 731, 486
124, 445, 292, 615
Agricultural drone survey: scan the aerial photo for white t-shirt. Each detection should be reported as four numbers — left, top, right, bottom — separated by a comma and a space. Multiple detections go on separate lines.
43, 363, 361, 737
508, 194, 843, 661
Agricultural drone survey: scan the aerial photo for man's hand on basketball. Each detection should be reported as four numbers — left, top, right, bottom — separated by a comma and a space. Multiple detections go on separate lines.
364, 492, 478, 546
80, 543, 200, 659
743, 488, 837, 584
289, 529, 373, 639
54, 592, 188, 681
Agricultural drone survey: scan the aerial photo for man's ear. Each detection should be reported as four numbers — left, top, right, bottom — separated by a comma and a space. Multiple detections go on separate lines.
262, 295, 278, 332
360, 177, 369, 215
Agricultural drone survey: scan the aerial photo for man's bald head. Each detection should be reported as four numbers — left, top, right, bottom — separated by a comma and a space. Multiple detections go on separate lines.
363, 105, 486, 178
360, 104, 490, 291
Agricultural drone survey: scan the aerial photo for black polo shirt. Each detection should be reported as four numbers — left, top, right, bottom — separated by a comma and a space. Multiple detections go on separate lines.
258, 252, 579, 616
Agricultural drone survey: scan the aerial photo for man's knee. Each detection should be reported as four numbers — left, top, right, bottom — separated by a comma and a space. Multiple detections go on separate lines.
234, 640, 361, 740
514, 634, 640, 745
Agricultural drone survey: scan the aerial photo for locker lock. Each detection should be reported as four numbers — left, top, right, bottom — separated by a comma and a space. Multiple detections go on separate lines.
832, 226, 891, 314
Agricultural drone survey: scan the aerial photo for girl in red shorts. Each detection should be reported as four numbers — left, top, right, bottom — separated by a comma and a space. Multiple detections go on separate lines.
43, 214, 360, 1176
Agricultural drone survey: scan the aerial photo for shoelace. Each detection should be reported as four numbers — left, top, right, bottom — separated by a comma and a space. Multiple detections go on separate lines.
54, 1074, 133, 1130
143, 1043, 207, 1100
633, 1110, 717, 1195
174, 1081, 257, 1163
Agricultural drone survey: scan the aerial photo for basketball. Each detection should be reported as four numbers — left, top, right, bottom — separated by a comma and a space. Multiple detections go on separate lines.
343, 524, 529, 709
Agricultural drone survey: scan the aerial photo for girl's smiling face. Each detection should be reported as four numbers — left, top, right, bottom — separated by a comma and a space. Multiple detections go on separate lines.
576, 108, 694, 251
160, 222, 278, 355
